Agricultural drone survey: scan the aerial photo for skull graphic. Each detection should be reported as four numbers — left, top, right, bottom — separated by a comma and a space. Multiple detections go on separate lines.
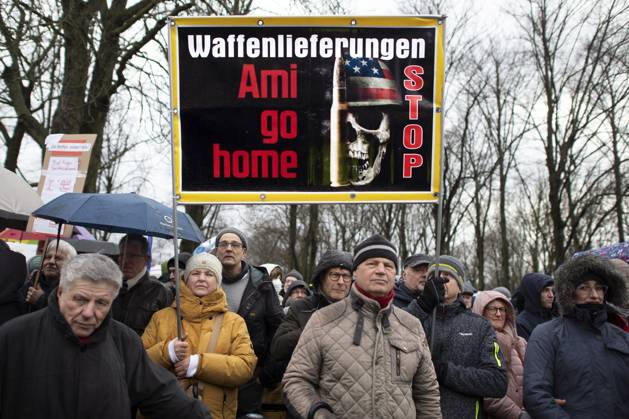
346, 112, 390, 185
329, 55, 401, 187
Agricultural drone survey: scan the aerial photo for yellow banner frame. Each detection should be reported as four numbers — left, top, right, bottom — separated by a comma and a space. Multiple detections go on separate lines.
168, 16, 445, 204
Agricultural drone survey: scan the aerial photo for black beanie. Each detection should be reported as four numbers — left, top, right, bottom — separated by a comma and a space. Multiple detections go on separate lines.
353, 234, 398, 271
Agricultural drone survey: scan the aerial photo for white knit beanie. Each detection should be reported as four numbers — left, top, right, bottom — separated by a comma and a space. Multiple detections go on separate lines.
184, 253, 223, 286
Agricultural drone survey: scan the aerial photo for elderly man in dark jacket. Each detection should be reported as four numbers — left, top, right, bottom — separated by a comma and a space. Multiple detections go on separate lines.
214, 227, 284, 417
524, 254, 629, 419
515, 272, 557, 340
406, 255, 507, 419
0, 253, 210, 419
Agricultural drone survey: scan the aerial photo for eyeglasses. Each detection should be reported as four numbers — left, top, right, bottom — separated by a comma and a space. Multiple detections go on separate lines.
485, 306, 507, 315
576, 284, 608, 294
327, 272, 352, 283
217, 241, 243, 250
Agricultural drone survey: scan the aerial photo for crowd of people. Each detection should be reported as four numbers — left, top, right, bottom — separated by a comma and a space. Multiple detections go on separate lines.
0, 228, 627, 419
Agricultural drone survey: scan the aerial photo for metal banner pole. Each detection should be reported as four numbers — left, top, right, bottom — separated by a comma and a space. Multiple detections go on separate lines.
430, 15, 447, 353
167, 17, 183, 340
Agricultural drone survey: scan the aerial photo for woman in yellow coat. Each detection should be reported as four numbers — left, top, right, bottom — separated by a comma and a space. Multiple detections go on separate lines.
142, 253, 257, 419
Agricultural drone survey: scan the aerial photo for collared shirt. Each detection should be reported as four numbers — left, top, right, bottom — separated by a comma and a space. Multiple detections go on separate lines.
125, 268, 147, 290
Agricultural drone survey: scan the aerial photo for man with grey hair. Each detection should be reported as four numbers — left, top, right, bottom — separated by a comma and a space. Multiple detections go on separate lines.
19, 239, 77, 312
0, 253, 210, 419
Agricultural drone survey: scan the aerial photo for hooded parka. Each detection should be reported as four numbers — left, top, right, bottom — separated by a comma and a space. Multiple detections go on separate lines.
524, 254, 629, 419
515, 273, 556, 340
142, 281, 257, 419
472, 291, 527, 419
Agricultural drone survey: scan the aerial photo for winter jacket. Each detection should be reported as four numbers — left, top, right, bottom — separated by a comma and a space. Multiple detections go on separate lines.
524, 254, 629, 419
283, 285, 442, 419
229, 263, 284, 365
142, 282, 257, 419
515, 273, 556, 340
271, 291, 334, 362
112, 271, 173, 336
406, 299, 508, 419
472, 291, 527, 419
393, 280, 420, 308
0, 247, 26, 325
272, 249, 352, 357
269, 250, 352, 386
0, 292, 210, 419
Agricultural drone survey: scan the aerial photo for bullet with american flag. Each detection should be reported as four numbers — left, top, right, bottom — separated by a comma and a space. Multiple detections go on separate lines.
344, 55, 402, 106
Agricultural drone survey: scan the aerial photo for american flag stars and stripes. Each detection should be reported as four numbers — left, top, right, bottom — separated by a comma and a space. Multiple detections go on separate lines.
344, 56, 402, 106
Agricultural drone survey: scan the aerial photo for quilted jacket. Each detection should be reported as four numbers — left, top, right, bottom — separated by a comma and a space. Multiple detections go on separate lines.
142, 282, 257, 419
282, 285, 442, 419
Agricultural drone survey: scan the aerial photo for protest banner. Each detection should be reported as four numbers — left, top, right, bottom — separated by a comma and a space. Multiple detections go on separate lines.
27, 134, 96, 236
169, 16, 445, 203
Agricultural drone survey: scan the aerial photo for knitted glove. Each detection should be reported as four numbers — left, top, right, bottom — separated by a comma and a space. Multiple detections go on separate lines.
417, 275, 446, 313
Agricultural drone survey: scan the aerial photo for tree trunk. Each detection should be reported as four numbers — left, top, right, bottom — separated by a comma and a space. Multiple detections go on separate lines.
398, 204, 408, 261
180, 205, 205, 253
302, 204, 319, 281
2, 123, 25, 171
498, 161, 510, 286
610, 118, 625, 242
288, 205, 299, 271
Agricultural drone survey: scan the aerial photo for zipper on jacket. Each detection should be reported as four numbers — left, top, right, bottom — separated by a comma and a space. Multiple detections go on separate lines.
396, 348, 401, 376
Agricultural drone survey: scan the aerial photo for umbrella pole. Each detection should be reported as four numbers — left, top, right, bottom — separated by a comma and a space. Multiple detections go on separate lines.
29, 237, 52, 313
32, 237, 51, 290
172, 196, 183, 340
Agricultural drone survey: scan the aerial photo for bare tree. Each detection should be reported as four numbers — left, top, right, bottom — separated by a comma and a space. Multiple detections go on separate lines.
594, 35, 629, 242
516, 0, 629, 267
400, 0, 479, 259
0, 0, 61, 170
0, 0, 256, 187
472, 44, 534, 286
462, 124, 495, 290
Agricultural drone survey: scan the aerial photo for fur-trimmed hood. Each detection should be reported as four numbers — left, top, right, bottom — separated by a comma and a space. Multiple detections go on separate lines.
554, 254, 628, 314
